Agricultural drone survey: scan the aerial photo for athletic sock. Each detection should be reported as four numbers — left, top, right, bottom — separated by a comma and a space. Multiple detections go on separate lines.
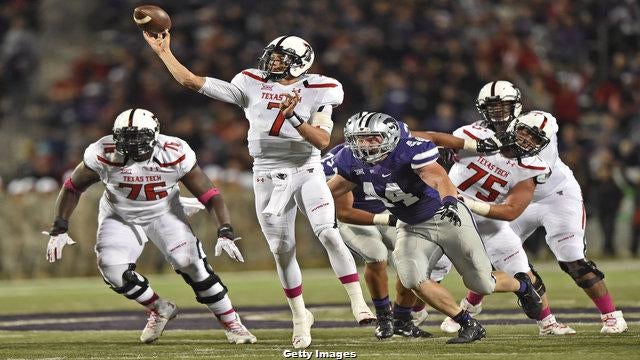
373, 296, 391, 314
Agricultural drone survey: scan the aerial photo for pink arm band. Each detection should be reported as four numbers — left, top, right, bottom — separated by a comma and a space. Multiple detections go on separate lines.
63, 178, 82, 195
197, 188, 220, 205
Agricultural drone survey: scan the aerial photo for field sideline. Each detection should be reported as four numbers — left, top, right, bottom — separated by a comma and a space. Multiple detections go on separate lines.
1, 261, 639, 359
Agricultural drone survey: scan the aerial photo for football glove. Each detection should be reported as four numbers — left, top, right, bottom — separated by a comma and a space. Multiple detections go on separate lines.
437, 147, 458, 168
437, 197, 462, 227
214, 224, 244, 262
43, 224, 76, 263
476, 135, 502, 153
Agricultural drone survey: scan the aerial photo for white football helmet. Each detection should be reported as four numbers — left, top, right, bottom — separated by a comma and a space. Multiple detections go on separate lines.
113, 108, 159, 161
476, 80, 522, 134
500, 111, 557, 158
258, 35, 314, 80
344, 112, 401, 163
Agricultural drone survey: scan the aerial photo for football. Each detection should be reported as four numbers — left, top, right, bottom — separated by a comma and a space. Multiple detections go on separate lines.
133, 5, 171, 35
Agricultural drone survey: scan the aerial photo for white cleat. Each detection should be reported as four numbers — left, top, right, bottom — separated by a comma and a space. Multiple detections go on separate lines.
600, 310, 628, 334
140, 299, 179, 343
537, 315, 576, 335
411, 309, 429, 326
221, 313, 257, 344
353, 305, 376, 326
292, 309, 314, 349
440, 298, 482, 333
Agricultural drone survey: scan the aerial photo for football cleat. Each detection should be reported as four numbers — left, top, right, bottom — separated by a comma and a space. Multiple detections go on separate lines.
353, 305, 377, 326
140, 299, 178, 343
440, 298, 482, 333
600, 310, 628, 334
537, 315, 576, 335
411, 308, 429, 326
446, 317, 486, 344
221, 313, 257, 344
514, 272, 543, 320
374, 311, 394, 340
393, 318, 433, 338
292, 309, 314, 349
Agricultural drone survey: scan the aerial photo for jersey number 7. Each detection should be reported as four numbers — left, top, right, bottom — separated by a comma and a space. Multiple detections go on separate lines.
457, 163, 507, 202
267, 102, 286, 136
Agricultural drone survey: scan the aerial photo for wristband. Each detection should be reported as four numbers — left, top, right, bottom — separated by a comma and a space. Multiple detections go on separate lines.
197, 188, 220, 205
286, 112, 305, 128
442, 195, 458, 206
372, 213, 391, 225
463, 139, 478, 152
50, 217, 69, 236
217, 223, 234, 239
465, 198, 491, 216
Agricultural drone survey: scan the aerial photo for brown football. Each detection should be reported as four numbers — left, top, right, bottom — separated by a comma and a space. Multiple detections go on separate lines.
133, 5, 171, 35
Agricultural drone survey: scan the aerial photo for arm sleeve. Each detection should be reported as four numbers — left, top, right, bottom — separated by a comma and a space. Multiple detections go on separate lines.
198, 75, 248, 108
409, 140, 440, 169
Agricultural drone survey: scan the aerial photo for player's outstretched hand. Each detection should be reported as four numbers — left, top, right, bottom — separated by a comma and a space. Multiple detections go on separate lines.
476, 135, 502, 153
214, 224, 244, 262
43, 232, 76, 263
143, 30, 170, 54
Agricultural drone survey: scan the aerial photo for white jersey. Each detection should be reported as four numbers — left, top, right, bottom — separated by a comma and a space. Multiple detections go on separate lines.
525, 111, 581, 201
84, 134, 197, 224
199, 68, 344, 170
449, 124, 550, 204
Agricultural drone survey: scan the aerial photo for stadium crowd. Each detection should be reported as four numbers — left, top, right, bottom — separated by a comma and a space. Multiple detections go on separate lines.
1, 0, 639, 255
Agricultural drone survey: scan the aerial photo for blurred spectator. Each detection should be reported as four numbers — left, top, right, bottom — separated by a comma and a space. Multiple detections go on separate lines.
589, 147, 624, 256
0, 1, 638, 256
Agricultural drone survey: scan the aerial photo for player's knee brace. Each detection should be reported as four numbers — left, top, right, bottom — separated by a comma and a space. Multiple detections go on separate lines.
104, 263, 150, 300
529, 264, 547, 297
559, 259, 605, 288
176, 258, 228, 304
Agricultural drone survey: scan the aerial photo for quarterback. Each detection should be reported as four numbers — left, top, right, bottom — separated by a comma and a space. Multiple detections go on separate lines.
144, 32, 375, 348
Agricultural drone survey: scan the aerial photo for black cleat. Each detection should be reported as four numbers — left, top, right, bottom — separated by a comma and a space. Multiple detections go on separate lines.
374, 311, 394, 340
514, 272, 543, 320
446, 317, 486, 344
393, 318, 433, 338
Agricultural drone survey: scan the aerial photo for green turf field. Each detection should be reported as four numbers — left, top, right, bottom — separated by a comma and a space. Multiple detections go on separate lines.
1, 261, 639, 359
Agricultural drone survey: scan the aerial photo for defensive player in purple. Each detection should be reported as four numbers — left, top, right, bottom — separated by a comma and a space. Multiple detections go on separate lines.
327, 112, 543, 344
322, 138, 449, 339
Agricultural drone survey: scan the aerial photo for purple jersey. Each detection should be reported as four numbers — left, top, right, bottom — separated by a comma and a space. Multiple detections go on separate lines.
322, 143, 386, 214
333, 137, 443, 225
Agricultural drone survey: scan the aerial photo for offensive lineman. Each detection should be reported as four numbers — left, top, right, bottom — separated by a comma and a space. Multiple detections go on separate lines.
416, 112, 575, 335
328, 112, 544, 344
143, 32, 375, 349
44, 109, 256, 344
451, 81, 627, 333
